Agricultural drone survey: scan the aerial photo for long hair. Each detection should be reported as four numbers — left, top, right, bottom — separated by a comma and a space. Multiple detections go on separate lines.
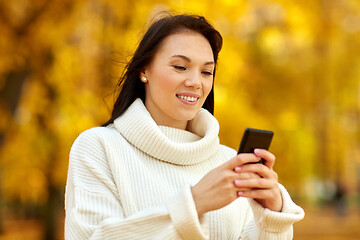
103, 14, 223, 126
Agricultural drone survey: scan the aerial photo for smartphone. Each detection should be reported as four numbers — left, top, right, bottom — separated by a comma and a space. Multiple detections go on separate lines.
237, 128, 274, 164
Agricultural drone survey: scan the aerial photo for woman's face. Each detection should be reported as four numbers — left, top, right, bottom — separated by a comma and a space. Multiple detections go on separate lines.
141, 31, 215, 130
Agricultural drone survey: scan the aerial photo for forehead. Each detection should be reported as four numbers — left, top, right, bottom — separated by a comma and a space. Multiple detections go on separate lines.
155, 31, 214, 62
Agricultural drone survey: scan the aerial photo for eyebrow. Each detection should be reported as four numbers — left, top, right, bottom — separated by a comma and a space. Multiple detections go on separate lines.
170, 55, 214, 66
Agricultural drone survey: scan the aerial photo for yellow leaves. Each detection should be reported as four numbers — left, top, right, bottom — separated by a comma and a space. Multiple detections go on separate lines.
50, 45, 82, 88
0, 0, 360, 207
17, 80, 48, 120
221, 0, 244, 7
2, 0, 31, 27
3, 167, 48, 203
286, 5, 315, 48
1, 130, 50, 203
278, 110, 299, 131
259, 27, 285, 56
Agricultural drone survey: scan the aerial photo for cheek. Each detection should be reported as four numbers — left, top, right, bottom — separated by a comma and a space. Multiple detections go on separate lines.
150, 69, 178, 94
203, 80, 213, 96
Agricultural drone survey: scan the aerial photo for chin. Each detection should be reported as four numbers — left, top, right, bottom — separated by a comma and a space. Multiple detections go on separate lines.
177, 111, 199, 122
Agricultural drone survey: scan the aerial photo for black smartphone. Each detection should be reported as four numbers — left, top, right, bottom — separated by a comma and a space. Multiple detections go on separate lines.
237, 128, 274, 164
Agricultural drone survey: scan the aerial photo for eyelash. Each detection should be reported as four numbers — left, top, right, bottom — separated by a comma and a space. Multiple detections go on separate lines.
202, 71, 213, 76
174, 65, 186, 71
173, 66, 213, 76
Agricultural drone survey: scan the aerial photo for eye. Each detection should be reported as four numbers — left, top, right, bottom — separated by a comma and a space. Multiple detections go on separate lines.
202, 71, 213, 76
173, 65, 186, 71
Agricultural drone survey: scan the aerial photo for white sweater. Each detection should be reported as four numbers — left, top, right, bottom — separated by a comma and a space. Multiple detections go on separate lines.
65, 98, 304, 239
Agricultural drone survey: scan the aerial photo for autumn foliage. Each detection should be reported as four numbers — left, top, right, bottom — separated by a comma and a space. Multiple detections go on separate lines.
0, 0, 359, 239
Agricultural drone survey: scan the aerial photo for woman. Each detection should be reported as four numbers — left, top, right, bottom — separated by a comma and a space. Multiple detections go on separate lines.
65, 14, 304, 239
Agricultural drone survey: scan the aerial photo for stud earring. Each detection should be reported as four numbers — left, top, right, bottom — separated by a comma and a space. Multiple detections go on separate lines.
141, 76, 147, 83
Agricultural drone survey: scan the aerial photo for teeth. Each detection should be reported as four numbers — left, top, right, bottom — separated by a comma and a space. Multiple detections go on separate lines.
177, 95, 198, 102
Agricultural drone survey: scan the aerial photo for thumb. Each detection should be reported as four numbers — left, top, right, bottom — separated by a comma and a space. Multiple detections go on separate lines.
223, 153, 262, 170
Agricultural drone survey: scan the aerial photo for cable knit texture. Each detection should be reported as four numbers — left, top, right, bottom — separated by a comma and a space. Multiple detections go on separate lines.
65, 98, 305, 239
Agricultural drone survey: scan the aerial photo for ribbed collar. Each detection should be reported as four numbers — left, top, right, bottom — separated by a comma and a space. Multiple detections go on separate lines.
113, 98, 220, 165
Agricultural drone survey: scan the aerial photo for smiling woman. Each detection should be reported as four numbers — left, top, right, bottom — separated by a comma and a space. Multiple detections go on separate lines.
141, 31, 214, 129
64, 13, 304, 240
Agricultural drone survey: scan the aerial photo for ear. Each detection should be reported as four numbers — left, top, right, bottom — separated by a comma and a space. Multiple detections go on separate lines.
139, 69, 148, 83
139, 69, 146, 79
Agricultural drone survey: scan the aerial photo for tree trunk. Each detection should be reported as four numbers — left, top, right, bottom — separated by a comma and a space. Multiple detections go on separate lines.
0, 69, 31, 234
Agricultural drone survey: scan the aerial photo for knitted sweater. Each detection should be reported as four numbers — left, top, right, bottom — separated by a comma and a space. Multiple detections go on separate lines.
65, 98, 304, 239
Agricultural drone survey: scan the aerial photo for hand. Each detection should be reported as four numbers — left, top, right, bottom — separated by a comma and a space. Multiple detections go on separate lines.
191, 153, 262, 217
234, 149, 283, 212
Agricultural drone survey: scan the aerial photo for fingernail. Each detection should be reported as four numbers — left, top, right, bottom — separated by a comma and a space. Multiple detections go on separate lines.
237, 191, 244, 196
254, 148, 261, 154
234, 179, 242, 185
234, 166, 241, 172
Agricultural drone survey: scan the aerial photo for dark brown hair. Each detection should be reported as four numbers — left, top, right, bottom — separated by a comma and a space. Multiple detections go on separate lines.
103, 14, 223, 126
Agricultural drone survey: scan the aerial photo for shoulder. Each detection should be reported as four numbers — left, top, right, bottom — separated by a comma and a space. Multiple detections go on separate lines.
70, 126, 122, 154
73, 125, 120, 144
76, 125, 119, 139
69, 126, 124, 174
67, 127, 121, 196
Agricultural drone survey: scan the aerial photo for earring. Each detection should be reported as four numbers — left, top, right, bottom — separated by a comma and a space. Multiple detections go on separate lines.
141, 76, 147, 83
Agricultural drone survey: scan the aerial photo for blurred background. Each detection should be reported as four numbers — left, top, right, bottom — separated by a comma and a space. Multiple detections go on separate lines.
0, 0, 359, 239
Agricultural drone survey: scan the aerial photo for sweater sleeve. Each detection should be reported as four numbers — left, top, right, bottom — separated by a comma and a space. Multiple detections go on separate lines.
64, 129, 209, 240
240, 184, 305, 240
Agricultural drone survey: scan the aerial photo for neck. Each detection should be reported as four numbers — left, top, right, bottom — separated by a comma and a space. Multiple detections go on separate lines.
144, 100, 189, 130
150, 113, 188, 130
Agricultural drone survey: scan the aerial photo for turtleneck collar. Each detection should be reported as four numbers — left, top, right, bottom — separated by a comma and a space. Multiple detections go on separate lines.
113, 98, 220, 165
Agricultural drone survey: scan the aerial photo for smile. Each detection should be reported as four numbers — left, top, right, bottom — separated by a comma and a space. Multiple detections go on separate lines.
176, 94, 199, 102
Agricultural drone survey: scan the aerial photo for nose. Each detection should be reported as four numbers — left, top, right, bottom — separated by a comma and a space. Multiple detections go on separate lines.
184, 72, 201, 89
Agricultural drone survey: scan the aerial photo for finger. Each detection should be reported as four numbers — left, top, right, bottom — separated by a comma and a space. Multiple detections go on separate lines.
233, 180, 254, 192
233, 178, 277, 190
236, 187, 254, 192
234, 172, 260, 180
237, 188, 283, 212
233, 173, 262, 192
237, 188, 277, 199
254, 149, 276, 169
236, 164, 278, 179
273, 171, 278, 180
234, 179, 258, 192
225, 153, 261, 170
234, 161, 260, 173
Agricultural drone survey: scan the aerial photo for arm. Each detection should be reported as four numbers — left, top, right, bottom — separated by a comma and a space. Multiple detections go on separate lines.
65, 129, 208, 240
240, 184, 305, 239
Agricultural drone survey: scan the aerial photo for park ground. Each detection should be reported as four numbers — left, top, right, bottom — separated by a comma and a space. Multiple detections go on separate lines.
294, 206, 360, 240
